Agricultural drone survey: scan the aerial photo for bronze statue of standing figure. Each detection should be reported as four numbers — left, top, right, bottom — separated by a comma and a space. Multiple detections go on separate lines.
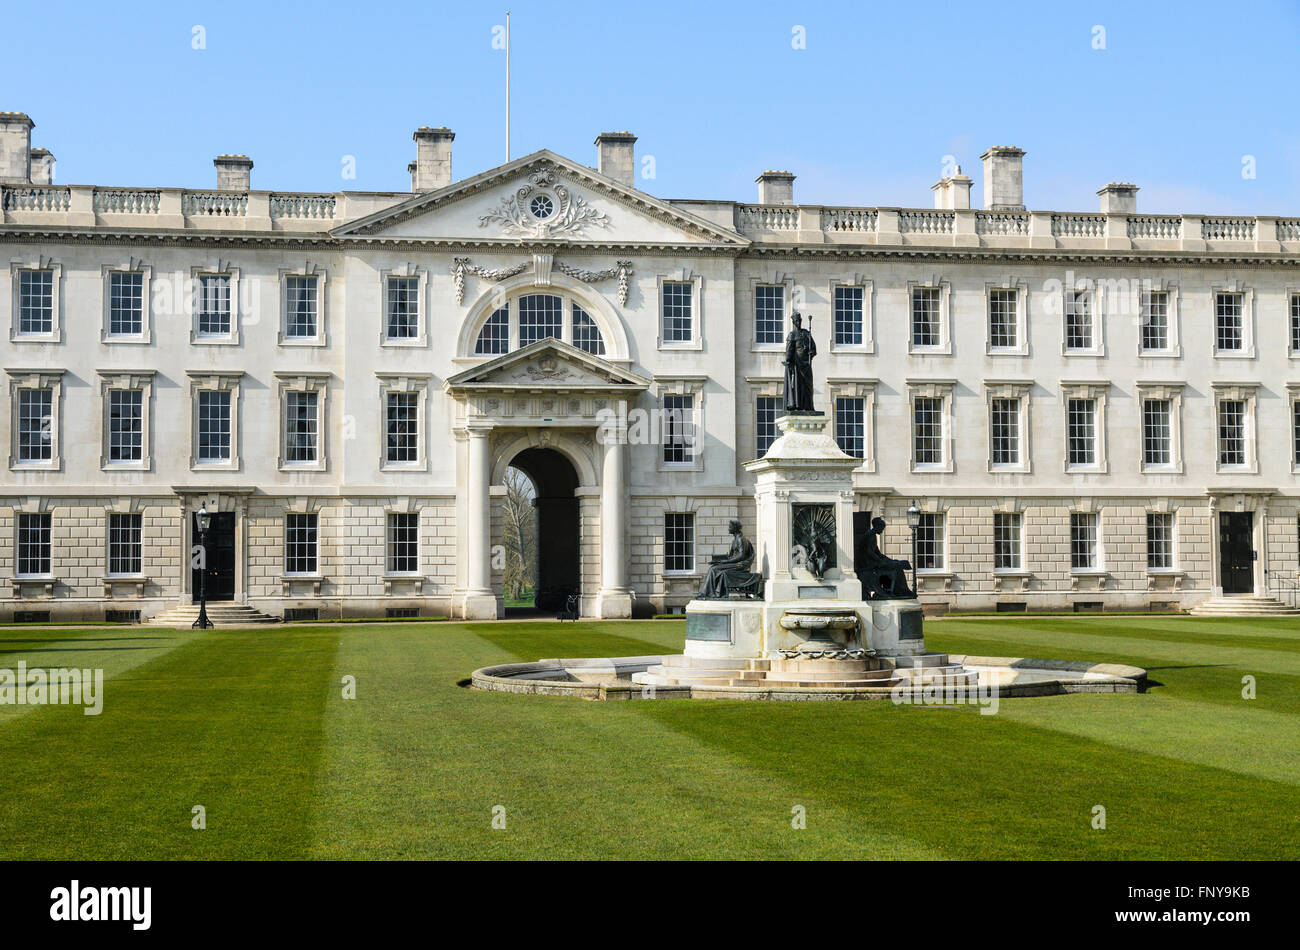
782, 311, 817, 414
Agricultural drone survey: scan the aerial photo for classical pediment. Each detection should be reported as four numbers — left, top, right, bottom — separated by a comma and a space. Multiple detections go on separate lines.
444, 338, 650, 395
332, 151, 747, 249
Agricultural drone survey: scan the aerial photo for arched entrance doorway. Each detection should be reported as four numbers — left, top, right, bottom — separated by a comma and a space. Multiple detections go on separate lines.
508, 447, 580, 612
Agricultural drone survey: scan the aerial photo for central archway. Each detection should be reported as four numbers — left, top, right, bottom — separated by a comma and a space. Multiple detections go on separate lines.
508, 447, 580, 612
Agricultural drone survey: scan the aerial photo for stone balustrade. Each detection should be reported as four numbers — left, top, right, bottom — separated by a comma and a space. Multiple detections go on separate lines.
269, 193, 337, 218
181, 191, 248, 216
0, 182, 1294, 254
93, 189, 161, 214
974, 211, 1030, 236
1051, 213, 1106, 238
2, 185, 71, 211
898, 210, 955, 234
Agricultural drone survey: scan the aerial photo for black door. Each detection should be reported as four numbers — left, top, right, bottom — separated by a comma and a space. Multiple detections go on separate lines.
193, 512, 236, 602
1219, 512, 1254, 594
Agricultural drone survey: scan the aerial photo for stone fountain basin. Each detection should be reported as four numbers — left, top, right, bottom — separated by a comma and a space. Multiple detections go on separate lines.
469, 653, 1146, 701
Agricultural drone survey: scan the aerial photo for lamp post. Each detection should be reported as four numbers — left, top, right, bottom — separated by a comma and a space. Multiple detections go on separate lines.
906, 500, 921, 597
193, 504, 213, 630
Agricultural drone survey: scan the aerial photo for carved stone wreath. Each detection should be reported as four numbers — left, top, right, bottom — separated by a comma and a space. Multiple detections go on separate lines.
478, 168, 610, 238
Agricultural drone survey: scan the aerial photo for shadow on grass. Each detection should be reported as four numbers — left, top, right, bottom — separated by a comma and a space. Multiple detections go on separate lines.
0, 636, 174, 645
0, 645, 174, 656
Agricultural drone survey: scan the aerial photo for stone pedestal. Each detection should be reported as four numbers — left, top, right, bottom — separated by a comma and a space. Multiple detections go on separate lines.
745, 413, 861, 599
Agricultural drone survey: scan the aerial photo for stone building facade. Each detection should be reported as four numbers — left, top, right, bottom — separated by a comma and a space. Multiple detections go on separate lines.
2, 110, 1298, 620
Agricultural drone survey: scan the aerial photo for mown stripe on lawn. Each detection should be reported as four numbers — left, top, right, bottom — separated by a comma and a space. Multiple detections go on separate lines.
0, 626, 339, 859
0, 627, 199, 724
992, 693, 1300, 786
637, 694, 1300, 859
925, 620, 1300, 677
306, 622, 944, 859
462, 620, 680, 662
925, 628, 1300, 717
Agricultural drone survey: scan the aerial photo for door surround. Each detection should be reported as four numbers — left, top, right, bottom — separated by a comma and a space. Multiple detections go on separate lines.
1206, 489, 1274, 597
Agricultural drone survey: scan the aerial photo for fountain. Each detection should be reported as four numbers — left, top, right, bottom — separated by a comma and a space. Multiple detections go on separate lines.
472, 313, 1146, 702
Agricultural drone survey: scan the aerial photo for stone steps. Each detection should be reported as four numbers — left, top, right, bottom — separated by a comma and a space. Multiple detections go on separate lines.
145, 603, 281, 626
1189, 597, 1300, 617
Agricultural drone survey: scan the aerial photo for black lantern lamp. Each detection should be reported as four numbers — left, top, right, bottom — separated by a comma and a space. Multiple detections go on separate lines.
193, 504, 214, 629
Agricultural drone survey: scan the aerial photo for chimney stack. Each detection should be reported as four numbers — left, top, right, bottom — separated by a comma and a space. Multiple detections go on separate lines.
214, 154, 253, 191
1097, 182, 1138, 214
412, 127, 454, 192
0, 112, 35, 183
931, 166, 972, 210
594, 131, 637, 187
980, 146, 1026, 211
756, 170, 795, 205
29, 148, 54, 185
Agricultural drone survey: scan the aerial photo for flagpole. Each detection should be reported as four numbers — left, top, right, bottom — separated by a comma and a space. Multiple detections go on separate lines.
505, 11, 511, 162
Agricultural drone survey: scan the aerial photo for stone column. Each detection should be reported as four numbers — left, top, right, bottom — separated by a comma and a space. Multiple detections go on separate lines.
596, 431, 632, 618
460, 427, 498, 619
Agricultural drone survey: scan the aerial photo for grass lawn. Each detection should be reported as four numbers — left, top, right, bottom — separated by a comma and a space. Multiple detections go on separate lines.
0, 615, 1296, 859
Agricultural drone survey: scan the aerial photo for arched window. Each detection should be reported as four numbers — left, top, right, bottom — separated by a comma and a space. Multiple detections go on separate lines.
571, 305, 605, 355
519, 293, 563, 347
474, 305, 509, 355
474, 292, 607, 356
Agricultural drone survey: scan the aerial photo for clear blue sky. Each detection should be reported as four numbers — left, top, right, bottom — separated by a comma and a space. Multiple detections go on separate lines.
4, 0, 1299, 215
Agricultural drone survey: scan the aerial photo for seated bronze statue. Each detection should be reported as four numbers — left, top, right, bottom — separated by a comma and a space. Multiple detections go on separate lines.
856, 517, 916, 600
697, 520, 764, 600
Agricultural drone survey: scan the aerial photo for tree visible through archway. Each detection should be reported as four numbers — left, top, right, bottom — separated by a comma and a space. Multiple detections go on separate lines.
502, 466, 537, 604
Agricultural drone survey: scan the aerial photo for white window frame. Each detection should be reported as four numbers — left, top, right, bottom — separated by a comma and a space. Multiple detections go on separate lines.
6, 369, 64, 471
380, 265, 428, 347
985, 279, 1029, 356
1137, 280, 1181, 358
827, 378, 878, 472
378, 374, 431, 472
828, 279, 875, 354
1061, 381, 1110, 474
100, 263, 153, 343
747, 376, 783, 462
9, 260, 62, 343
1145, 510, 1177, 574
279, 266, 327, 346
1135, 381, 1184, 474
655, 376, 706, 472
1287, 288, 1300, 359
1069, 510, 1104, 574
97, 370, 155, 471
1289, 383, 1300, 474
1061, 283, 1105, 356
385, 511, 422, 577
906, 277, 953, 355
275, 372, 329, 472
15, 510, 53, 579
1210, 381, 1259, 474
189, 266, 240, 345
106, 511, 145, 579
1210, 282, 1255, 359
657, 273, 702, 350
283, 511, 320, 578
983, 380, 1032, 474
663, 511, 697, 576
992, 511, 1025, 573
914, 511, 947, 573
749, 275, 794, 351
187, 371, 243, 471
907, 379, 955, 473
